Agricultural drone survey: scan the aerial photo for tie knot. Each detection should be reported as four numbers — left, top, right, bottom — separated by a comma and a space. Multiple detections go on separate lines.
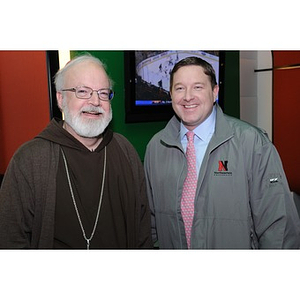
186, 131, 194, 141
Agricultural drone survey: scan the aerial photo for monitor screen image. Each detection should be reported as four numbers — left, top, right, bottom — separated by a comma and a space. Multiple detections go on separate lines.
135, 50, 220, 106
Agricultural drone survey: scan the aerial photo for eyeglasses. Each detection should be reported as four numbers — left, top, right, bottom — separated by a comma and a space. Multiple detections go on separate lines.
61, 86, 114, 101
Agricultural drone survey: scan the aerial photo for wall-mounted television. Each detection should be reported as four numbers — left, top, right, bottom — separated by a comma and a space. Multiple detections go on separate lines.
124, 50, 225, 123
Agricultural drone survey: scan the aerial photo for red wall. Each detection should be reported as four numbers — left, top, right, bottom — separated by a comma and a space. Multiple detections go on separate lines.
273, 51, 300, 194
0, 51, 50, 174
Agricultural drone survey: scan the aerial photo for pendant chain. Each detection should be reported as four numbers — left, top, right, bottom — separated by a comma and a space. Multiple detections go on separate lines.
60, 146, 106, 250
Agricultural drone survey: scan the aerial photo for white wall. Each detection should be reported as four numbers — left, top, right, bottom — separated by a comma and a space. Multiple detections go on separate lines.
240, 51, 273, 139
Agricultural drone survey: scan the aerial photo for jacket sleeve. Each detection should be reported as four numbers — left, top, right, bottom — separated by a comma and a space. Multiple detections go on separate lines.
0, 140, 58, 249
249, 140, 300, 249
0, 153, 33, 248
144, 147, 158, 247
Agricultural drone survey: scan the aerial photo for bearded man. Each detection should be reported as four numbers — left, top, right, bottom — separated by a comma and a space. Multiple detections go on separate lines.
0, 54, 152, 249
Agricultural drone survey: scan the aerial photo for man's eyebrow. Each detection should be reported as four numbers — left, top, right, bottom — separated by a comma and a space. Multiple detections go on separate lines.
173, 81, 205, 86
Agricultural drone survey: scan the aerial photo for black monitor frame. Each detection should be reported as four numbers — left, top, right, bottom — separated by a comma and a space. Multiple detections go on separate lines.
46, 50, 62, 119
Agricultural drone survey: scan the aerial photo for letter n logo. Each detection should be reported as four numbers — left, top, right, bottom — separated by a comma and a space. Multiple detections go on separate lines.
218, 160, 228, 172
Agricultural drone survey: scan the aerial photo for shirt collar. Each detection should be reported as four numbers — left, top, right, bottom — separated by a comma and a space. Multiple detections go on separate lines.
180, 105, 216, 142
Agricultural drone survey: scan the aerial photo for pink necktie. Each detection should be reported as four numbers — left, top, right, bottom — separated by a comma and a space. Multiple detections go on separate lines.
181, 131, 197, 249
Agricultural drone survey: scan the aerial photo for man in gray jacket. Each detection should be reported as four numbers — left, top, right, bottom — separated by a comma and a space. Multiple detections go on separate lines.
144, 56, 300, 249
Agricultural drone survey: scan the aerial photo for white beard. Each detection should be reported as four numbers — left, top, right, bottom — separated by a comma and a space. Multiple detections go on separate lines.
62, 101, 112, 138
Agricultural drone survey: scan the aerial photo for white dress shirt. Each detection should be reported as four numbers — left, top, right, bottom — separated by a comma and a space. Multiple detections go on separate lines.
180, 105, 216, 177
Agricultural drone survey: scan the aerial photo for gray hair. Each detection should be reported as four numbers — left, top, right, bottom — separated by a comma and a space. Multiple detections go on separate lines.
54, 53, 114, 92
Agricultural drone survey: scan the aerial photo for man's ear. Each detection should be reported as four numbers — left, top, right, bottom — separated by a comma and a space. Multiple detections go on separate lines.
213, 85, 219, 102
56, 92, 63, 110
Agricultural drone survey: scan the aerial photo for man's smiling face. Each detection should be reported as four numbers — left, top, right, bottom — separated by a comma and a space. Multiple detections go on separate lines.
170, 65, 219, 131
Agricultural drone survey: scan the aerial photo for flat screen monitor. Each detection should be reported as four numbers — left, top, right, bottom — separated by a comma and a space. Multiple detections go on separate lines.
124, 50, 224, 123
